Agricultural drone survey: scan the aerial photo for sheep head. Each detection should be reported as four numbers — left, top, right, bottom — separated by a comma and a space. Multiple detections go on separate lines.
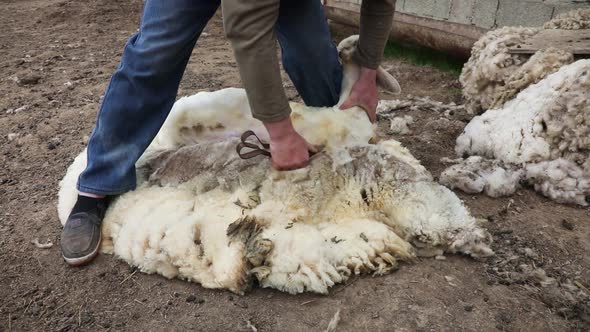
336, 35, 401, 107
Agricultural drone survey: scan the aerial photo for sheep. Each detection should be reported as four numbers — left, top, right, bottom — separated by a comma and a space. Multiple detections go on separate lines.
58, 36, 493, 294
442, 60, 590, 206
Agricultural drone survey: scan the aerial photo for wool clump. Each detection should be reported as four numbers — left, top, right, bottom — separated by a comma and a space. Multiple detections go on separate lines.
443, 60, 589, 206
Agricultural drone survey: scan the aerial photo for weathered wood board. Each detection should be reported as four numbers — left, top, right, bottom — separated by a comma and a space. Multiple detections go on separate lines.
508, 29, 590, 55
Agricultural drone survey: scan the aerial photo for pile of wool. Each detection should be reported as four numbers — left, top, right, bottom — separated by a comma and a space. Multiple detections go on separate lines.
460, 8, 590, 114
441, 60, 590, 206
58, 86, 493, 294
461, 26, 541, 114
440, 156, 523, 198
544, 8, 590, 30
388, 115, 414, 135
377, 96, 465, 115
460, 28, 574, 114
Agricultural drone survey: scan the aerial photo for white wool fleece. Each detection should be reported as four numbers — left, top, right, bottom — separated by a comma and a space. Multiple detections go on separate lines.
58, 86, 493, 294
460, 9, 589, 115
57, 36, 491, 295
445, 60, 590, 206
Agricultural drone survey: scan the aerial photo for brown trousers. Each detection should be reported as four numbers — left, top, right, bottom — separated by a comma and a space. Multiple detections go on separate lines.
222, 0, 395, 122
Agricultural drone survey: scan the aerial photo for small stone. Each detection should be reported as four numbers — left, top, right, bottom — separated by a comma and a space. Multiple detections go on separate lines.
173, 292, 181, 298
372, 313, 379, 319
47, 142, 56, 150
80, 310, 94, 325
522, 247, 536, 258
235, 301, 248, 309
464, 304, 474, 312
561, 219, 575, 231
186, 295, 196, 303
19, 74, 41, 85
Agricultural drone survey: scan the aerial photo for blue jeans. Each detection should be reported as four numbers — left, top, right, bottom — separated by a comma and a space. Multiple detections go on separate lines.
77, 0, 343, 195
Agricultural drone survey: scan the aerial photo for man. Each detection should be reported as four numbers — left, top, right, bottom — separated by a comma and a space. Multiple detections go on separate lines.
61, 0, 395, 266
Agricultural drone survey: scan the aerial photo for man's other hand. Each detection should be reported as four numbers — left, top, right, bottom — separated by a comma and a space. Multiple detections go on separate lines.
340, 67, 379, 123
263, 117, 316, 171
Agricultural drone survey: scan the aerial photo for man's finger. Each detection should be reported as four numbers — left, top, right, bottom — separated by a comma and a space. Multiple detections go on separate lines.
340, 98, 377, 123
339, 98, 356, 110
272, 160, 309, 171
365, 108, 377, 123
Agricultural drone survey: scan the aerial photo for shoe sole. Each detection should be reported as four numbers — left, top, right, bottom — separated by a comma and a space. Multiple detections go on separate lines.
62, 233, 101, 267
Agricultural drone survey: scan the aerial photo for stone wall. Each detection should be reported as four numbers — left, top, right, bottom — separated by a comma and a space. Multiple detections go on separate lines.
324, 0, 589, 57
394, 0, 589, 29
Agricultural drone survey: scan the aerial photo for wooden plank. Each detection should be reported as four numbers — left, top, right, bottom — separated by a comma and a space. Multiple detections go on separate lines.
508, 29, 590, 55
324, 0, 360, 12
324, 2, 486, 59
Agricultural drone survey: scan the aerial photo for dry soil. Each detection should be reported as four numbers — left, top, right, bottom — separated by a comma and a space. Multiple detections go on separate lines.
1, 1, 589, 331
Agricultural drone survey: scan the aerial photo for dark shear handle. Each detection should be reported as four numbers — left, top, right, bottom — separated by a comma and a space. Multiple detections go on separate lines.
236, 130, 271, 159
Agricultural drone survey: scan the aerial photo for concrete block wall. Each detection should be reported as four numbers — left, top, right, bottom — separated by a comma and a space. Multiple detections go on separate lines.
395, 0, 589, 29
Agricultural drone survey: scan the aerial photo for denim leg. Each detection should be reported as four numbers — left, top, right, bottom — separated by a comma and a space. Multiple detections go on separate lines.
78, 0, 220, 195
276, 0, 343, 107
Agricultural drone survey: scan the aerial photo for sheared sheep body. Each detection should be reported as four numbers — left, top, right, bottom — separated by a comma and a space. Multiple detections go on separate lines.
58, 35, 492, 294
59, 86, 493, 294
442, 60, 590, 206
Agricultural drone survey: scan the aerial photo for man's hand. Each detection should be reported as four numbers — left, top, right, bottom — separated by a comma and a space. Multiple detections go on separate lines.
340, 67, 379, 123
263, 117, 316, 171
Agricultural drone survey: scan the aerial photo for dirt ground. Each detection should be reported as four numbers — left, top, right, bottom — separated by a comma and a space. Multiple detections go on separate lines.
1, 0, 589, 331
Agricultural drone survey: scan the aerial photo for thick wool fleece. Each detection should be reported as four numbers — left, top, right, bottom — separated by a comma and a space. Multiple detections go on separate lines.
57, 37, 491, 294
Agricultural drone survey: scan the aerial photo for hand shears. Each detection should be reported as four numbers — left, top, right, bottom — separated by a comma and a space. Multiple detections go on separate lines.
236, 130, 271, 159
